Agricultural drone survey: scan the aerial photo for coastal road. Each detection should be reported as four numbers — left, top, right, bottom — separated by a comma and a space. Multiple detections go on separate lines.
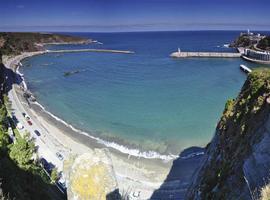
3, 53, 175, 199
4, 54, 70, 172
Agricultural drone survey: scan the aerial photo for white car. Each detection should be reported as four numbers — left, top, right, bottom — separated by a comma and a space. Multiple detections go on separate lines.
16, 122, 24, 130
56, 152, 64, 161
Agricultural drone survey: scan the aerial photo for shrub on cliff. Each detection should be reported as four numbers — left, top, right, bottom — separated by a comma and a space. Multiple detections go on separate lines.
9, 134, 35, 170
187, 68, 270, 199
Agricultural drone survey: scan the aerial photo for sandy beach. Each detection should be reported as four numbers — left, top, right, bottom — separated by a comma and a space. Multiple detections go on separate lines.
3, 52, 173, 199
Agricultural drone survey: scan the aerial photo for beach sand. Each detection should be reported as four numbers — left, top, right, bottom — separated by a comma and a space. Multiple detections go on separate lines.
3, 52, 173, 199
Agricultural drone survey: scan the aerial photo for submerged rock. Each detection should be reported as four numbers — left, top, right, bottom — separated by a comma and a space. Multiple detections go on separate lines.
63, 70, 80, 77
65, 149, 120, 200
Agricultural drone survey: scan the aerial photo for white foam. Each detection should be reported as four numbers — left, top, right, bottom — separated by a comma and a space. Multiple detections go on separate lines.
18, 53, 179, 162
16, 61, 28, 91
34, 100, 178, 161
217, 44, 230, 49
180, 151, 204, 159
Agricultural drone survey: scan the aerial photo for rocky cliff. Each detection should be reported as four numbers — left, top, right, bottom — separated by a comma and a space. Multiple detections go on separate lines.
187, 69, 270, 200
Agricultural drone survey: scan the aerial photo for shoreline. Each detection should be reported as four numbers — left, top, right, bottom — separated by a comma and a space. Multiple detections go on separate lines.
3, 51, 176, 199
15, 52, 177, 161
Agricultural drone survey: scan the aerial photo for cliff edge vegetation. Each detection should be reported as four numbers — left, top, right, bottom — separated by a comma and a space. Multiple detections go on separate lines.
0, 45, 64, 199
187, 68, 270, 200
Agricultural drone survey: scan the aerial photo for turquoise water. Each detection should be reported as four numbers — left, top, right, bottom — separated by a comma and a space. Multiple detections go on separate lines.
21, 31, 259, 155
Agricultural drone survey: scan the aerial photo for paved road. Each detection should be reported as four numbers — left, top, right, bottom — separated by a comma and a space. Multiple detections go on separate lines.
5, 54, 70, 172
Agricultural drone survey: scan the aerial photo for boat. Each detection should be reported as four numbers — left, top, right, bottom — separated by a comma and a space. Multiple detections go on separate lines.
240, 64, 252, 74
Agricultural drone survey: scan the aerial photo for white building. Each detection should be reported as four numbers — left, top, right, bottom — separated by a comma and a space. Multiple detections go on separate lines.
244, 49, 270, 61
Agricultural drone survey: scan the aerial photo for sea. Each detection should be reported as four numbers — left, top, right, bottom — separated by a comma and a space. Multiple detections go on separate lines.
21, 31, 268, 159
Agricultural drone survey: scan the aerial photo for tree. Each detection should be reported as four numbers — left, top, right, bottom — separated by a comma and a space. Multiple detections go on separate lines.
0, 104, 9, 155
0, 129, 9, 155
9, 134, 35, 170
50, 168, 59, 183
0, 104, 8, 131
258, 36, 270, 50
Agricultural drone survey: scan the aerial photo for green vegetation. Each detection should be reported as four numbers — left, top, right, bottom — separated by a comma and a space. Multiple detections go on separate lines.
0, 106, 9, 155
0, 97, 62, 199
196, 68, 270, 199
257, 36, 270, 51
0, 32, 89, 55
0, 54, 64, 199
248, 69, 270, 94
230, 35, 253, 48
9, 133, 35, 169
50, 168, 59, 183
224, 99, 235, 118
0, 33, 81, 199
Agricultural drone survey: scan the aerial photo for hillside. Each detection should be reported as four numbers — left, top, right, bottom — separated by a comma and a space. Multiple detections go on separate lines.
0, 45, 65, 199
0, 32, 90, 55
257, 36, 270, 51
187, 69, 270, 199
230, 35, 253, 48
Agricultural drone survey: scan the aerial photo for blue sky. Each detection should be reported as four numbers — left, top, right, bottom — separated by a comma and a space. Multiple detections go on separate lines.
1, 0, 270, 32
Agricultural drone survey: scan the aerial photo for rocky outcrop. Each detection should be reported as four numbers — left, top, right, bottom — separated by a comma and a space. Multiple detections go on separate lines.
64, 149, 121, 200
187, 69, 270, 199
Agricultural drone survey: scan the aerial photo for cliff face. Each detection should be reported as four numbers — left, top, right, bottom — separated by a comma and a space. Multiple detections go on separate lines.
187, 69, 270, 200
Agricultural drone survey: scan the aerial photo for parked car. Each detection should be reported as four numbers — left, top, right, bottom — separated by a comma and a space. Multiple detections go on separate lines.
56, 152, 64, 161
34, 130, 41, 136
56, 181, 67, 193
12, 115, 18, 124
40, 158, 54, 174
27, 120, 33, 126
16, 122, 24, 130
22, 112, 30, 119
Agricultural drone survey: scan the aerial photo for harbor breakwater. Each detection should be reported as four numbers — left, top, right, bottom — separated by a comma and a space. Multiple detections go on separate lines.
170, 51, 241, 58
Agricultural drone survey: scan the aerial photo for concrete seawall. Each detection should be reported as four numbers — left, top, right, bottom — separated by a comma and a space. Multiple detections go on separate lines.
170, 51, 241, 58
242, 55, 270, 64
46, 49, 135, 54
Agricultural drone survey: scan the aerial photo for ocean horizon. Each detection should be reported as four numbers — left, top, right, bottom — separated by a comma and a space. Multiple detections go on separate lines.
20, 30, 266, 157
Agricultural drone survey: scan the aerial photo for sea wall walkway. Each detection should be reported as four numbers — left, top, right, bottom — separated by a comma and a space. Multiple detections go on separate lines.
170, 51, 241, 58
46, 49, 135, 54
242, 55, 270, 64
